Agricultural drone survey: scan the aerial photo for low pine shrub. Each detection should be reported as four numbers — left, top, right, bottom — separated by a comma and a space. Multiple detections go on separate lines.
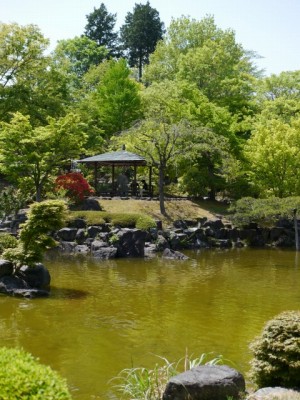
249, 311, 300, 389
0, 347, 72, 399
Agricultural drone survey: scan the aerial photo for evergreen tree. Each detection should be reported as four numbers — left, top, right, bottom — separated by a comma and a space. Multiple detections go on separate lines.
84, 3, 119, 58
120, 1, 164, 80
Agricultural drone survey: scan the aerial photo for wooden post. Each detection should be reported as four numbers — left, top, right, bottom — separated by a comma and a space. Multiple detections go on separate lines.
94, 162, 97, 194
112, 165, 115, 196
294, 209, 299, 251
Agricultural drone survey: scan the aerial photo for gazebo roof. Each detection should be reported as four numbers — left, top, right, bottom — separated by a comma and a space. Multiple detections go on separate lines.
77, 150, 147, 166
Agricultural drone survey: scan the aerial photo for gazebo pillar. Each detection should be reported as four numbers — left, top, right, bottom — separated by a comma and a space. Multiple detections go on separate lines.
112, 164, 115, 196
94, 162, 98, 193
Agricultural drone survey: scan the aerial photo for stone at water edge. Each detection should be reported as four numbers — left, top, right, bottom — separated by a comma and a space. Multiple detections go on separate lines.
163, 364, 245, 400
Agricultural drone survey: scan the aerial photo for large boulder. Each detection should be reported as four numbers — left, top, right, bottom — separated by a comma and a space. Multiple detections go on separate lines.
80, 197, 102, 211
0, 263, 50, 298
0, 260, 14, 278
115, 228, 147, 257
18, 264, 51, 289
92, 246, 117, 259
163, 365, 245, 400
57, 228, 77, 242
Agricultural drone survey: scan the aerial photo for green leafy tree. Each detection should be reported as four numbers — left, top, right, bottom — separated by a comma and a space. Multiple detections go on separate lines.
0, 23, 70, 125
114, 119, 191, 215
0, 113, 87, 201
84, 3, 119, 58
84, 59, 142, 137
3, 200, 68, 270
120, 1, 164, 80
244, 117, 300, 197
53, 36, 107, 84
144, 16, 258, 129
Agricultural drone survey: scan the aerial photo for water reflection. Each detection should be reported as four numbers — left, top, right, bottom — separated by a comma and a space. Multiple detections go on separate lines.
0, 248, 300, 399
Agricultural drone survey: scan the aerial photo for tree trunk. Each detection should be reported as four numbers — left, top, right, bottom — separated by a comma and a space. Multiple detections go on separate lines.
158, 166, 166, 215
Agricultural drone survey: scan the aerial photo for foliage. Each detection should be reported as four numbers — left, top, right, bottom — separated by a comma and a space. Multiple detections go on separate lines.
143, 16, 258, 119
249, 311, 300, 389
244, 117, 300, 197
120, 1, 165, 80
113, 352, 224, 400
0, 347, 72, 399
0, 186, 28, 222
53, 36, 107, 83
69, 211, 156, 230
0, 23, 70, 125
0, 112, 87, 201
229, 197, 300, 227
55, 172, 94, 204
0, 233, 18, 254
84, 3, 119, 58
94, 59, 142, 136
4, 200, 68, 269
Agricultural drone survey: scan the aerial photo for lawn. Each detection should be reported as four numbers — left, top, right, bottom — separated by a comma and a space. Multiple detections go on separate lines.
99, 198, 229, 228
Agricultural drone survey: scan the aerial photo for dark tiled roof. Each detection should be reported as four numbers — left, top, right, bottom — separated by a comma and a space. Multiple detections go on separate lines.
77, 150, 147, 165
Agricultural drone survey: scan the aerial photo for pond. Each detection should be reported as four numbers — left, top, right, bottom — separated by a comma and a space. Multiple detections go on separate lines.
1, 248, 300, 399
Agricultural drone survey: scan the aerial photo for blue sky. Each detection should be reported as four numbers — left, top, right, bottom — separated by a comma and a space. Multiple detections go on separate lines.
1, 0, 300, 76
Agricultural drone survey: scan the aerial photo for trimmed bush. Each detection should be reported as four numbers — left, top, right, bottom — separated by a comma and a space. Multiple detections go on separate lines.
0, 233, 18, 254
249, 311, 300, 388
0, 347, 72, 399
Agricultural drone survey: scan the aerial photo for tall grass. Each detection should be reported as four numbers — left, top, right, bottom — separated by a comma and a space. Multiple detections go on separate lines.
112, 352, 225, 400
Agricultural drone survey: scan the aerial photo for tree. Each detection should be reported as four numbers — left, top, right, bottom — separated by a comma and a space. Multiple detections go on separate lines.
84, 3, 119, 58
0, 112, 87, 201
3, 200, 68, 269
114, 119, 191, 215
244, 117, 300, 197
143, 16, 258, 130
120, 2, 164, 80
53, 36, 107, 84
0, 23, 70, 125
83, 59, 142, 138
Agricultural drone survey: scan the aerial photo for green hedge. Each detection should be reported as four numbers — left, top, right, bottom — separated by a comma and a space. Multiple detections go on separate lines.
69, 211, 156, 230
0, 347, 72, 399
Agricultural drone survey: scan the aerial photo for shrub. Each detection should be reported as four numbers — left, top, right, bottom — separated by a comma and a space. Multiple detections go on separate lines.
0, 233, 18, 254
0, 347, 72, 399
4, 200, 68, 269
55, 172, 94, 204
68, 211, 156, 230
249, 311, 300, 388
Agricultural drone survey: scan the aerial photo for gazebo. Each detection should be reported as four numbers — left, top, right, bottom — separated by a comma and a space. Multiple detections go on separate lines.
77, 147, 153, 197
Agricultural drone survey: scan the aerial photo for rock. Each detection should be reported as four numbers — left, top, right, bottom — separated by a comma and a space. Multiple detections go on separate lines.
116, 229, 147, 257
91, 240, 109, 251
203, 219, 225, 230
75, 228, 86, 244
163, 365, 245, 400
247, 387, 300, 399
59, 241, 77, 252
156, 234, 170, 251
74, 245, 90, 254
18, 264, 50, 289
87, 226, 103, 238
92, 246, 117, 259
68, 218, 87, 229
80, 197, 102, 211
0, 259, 14, 277
57, 228, 78, 242
162, 248, 189, 260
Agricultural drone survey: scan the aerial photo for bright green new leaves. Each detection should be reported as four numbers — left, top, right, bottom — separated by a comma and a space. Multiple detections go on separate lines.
0, 113, 87, 201
54, 36, 108, 82
244, 117, 300, 197
0, 23, 70, 125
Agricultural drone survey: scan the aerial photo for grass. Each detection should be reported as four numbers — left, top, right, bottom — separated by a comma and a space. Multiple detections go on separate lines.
112, 352, 226, 400
99, 198, 227, 228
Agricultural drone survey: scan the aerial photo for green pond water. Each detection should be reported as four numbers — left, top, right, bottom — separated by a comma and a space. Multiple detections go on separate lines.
1, 248, 300, 399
